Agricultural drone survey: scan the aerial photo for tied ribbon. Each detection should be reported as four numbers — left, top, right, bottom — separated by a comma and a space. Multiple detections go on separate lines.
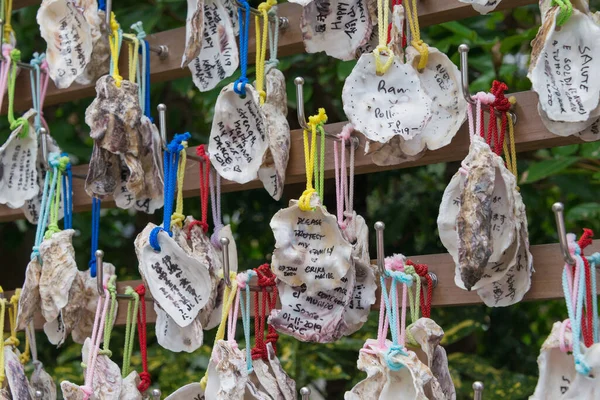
188, 145, 211, 237
373, 0, 394, 75
108, 12, 124, 87
255, 0, 277, 104
234, 0, 251, 97
135, 284, 152, 392
553, 0, 573, 26
299, 109, 327, 211
8, 49, 29, 136
122, 287, 140, 378
252, 264, 279, 361
404, 0, 428, 71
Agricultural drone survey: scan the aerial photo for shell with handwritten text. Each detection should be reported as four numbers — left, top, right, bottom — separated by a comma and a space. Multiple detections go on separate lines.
76, 9, 110, 85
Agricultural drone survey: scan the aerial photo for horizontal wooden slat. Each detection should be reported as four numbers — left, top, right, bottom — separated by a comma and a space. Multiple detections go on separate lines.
4, 241, 598, 331
0, 90, 592, 222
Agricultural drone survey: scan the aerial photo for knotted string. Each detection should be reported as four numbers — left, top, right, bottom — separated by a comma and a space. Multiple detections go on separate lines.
407, 260, 432, 318
255, 0, 276, 104
122, 286, 139, 377
577, 229, 594, 348
187, 145, 211, 237
209, 165, 225, 249
8, 49, 29, 136
299, 109, 327, 211
43, 154, 70, 240
334, 124, 355, 232
404, 0, 428, 71
552, 0, 573, 26
135, 284, 152, 392
123, 32, 140, 84
3, 0, 14, 44
234, 0, 251, 96
373, 0, 394, 74
29, 52, 50, 134
238, 271, 255, 372
252, 264, 279, 361
6, 290, 25, 360
99, 276, 118, 359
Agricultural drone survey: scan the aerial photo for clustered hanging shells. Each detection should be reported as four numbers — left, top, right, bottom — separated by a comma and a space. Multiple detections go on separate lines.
437, 136, 533, 306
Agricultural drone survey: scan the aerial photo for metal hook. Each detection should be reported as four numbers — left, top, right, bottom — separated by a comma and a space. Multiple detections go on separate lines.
473, 381, 484, 400
221, 237, 232, 288
300, 387, 311, 400
40, 127, 48, 167
375, 221, 386, 277
157, 103, 167, 149
151, 388, 161, 399
96, 249, 105, 296
552, 202, 577, 266
458, 44, 517, 125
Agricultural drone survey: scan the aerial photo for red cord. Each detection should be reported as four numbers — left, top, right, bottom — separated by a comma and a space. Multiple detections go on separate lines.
187, 145, 211, 237
135, 284, 151, 393
490, 81, 511, 156
406, 260, 432, 318
251, 264, 278, 360
578, 229, 595, 348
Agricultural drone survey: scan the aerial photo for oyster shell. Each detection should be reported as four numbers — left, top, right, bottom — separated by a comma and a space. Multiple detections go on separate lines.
301, 0, 372, 61
204, 340, 248, 400
76, 9, 110, 85
380, 350, 432, 399
342, 53, 433, 143
221, 0, 239, 35
258, 67, 291, 201
154, 302, 204, 353
81, 338, 123, 400
119, 371, 143, 400
37, 0, 94, 88
458, 0, 501, 14
165, 383, 205, 400
388, 5, 405, 58
209, 84, 268, 184
370, 137, 426, 167
345, 340, 388, 399
38, 229, 78, 322
45, 270, 84, 346
31, 362, 57, 400
251, 360, 282, 400
16, 257, 42, 331
270, 201, 353, 292
189, 0, 239, 92
529, 8, 600, 122
0, 109, 39, 208
267, 343, 296, 400
5, 348, 32, 400
60, 381, 86, 400
182, 0, 205, 68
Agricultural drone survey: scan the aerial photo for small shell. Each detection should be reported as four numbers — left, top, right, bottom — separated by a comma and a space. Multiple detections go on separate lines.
37, 0, 94, 88
370, 136, 426, 167
182, 0, 205, 68
165, 383, 205, 400
119, 371, 143, 400
301, 0, 372, 61
204, 340, 248, 400
458, 0, 501, 14
60, 381, 85, 400
16, 257, 42, 331
342, 53, 433, 143
154, 302, 204, 353
5, 348, 32, 400
0, 109, 39, 208
270, 201, 353, 292
31, 362, 57, 400
209, 84, 268, 184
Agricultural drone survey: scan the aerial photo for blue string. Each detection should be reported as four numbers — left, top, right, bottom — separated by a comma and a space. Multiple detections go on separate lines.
61, 152, 73, 230
240, 271, 255, 373
29, 53, 43, 133
144, 40, 152, 120
587, 252, 600, 343
98, 0, 106, 11
30, 164, 55, 261
233, 0, 250, 97
89, 197, 101, 277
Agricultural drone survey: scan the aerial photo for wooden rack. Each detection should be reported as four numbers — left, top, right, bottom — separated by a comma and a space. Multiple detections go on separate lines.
2, 0, 596, 330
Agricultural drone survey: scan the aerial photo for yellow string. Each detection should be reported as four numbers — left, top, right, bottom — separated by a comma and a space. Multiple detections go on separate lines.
200, 272, 238, 390
255, 0, 276, 105
299, 109, 327, 211
171, 142, 188, 229
3, 0, 13, 44
0, 298, 6, 387
123, 33, 139, 84
108, 12, 123, 87
405, 0, 429, 71
5, 290, 20, 350
373, 0, 394, 75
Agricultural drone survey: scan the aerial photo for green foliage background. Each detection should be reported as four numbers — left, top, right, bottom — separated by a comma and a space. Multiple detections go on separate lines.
1, 1, 600, 399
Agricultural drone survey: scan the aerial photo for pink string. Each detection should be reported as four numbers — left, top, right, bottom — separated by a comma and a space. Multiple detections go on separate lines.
0, 44, 13, 112
400, 277, 408, 346
228, 288, 241, 342
376, 284, 388, 350
81, 288, 111, 400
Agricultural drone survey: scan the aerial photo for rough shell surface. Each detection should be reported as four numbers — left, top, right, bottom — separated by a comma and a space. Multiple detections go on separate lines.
258, 67, 291, 201
209, 84, 268, 184
0, 109, 39, 208
251, 360, 283, 400
301, 0, 372, 61
344, 341, 387, 399
267, 343, 296, 400
81, 338, 123, 400
165, 382, 205, 400
458, 0, 501, 14
370, 136, 426, 167
270, 202, 353, 292
39, 229, 78, 322
16, 257, 42, 331
380, 349, 432, 400
154, 302, 204, 353
76, 9, 110, 85
37, 0, 94, 88
5, 348, 32, 400
119, 371, 143, 400
31, 362, 57, 400
60, 381, 85, 400
402, 47, 467, 155
204, 340, 248, 400
221, 0, 239, 35
538, 102, 600, 138
188, 0, 239, 92
182, 0, 205, 67
529, 9, 600, 122
343, 53, 433, 143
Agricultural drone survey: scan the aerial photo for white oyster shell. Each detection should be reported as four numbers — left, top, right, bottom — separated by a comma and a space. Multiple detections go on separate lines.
344, 341, 387, 399
270, 201, 353, 292
154, 302, 204, 353
458, 0, 501, 14
165, 383, 205, 400
182, 0, 205, 68
16, 257, 42, 331
119, 371, 143, 400
5, 348, 32, 400
81, 337, 123, 400
267, 343, 296, 400
343, 53, 433, 143
301, 0, 372, 61
31, 362, 57, 400
205, 340, 248, 400
370, 137, 426, 167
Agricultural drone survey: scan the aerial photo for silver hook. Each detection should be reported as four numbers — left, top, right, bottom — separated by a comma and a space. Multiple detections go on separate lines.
375, 221, 386, 277
96, 249, 105, 296
552, 202, 576, 266
473, 381, 484, 400
458, 44, 517, 125
39, 127, 48, 167
157, 103, 167, 149
428, 272, 439, 289
151, 388, 161, 399
221, 237, 232, 288
300, 387, 311, 400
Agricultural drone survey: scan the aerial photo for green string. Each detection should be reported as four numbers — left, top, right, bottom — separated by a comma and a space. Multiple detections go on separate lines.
552, 0, 573, 26
313, 124, 326, 202
404, 265, 420, 324
99, 276, 118, 358
43, 156, 70, 240
7, 49, 29, 137
122, 286, 139, 377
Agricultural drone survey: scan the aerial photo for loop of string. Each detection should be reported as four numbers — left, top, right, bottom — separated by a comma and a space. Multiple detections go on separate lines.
552, 0, 573, 26
8, 49, 29, 136
200, 272, 238, 390
44, 154, 69, 240
108, 12, 124, 87
149, 133, 190, 251
170, 139, 188, 230
255, 0, 276, 104
407, 260, 432, 318
89, 196, 101, 277
188, 145, 211, 236
238, 271, 255, 372
99, 276, 118, 359
374, 0, 394, 75
234, 0, 251, 97
252, 264, 279, 361
404, 0, 428, 71
135, 284, 152, 392
209, 166, 225, 248
334, 124, 355, 232
488, 81, 511, 156
6, 290, 25, 361
266, 7, 279, 71
31, 153, 60, 261
577, 229, 595, 348
503, 104, 518, 179
122, 287, 139, 377
29, 52, 50, 134
299, 109, 327, 211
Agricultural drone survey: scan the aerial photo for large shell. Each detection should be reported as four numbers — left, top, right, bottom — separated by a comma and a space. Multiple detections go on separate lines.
209, 84, 268, 184
269, 266, 355, 343
4, 348, 32, 400
182, 0, 205, 68
342, 53, 433, 143
16, 257, 42, 331
266, 343, 296, 400
37, 0, 94, 88
165, 383, 205, 400
154, 302, 204, 353
270, 201, 353, 292
81, 338, 123, 400
75, 9, 110, 85
204, 340, 248, 400
137, 228, 211, 327
31, 362, 57, 400
0, 109, 39, 208
529, 9, 600, 122
381, 350, 432, 400
119, 371, 143, 400
188, 0, 239, 92
38, 229, 78, 322
301, 0, 372, 61
402, 47, 467, 155
458, 0, 501, 14
258, 67, 291, 201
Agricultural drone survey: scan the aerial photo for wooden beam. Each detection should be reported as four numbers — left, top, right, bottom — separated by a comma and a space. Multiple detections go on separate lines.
0, 90, 589, 222
5, 241, 598, 331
